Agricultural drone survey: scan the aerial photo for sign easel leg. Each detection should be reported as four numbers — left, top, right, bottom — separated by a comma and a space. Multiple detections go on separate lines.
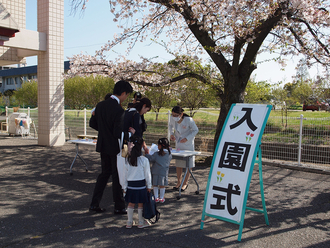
257, 148, 269, 225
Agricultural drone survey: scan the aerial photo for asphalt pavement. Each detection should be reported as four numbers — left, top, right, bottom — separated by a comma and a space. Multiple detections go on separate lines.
0, 133, 329, 248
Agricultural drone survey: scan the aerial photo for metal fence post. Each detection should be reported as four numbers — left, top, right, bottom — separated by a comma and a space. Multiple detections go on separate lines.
298, 114, 304, 166
84, 108, 87, 136
167, 110, 171, 141
5, 106, 8, 132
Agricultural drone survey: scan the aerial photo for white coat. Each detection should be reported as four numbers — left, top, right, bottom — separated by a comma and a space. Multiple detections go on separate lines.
169, 115, 199, 168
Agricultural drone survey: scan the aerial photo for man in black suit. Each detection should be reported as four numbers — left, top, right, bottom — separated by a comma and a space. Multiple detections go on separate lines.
89, 80, 133, 214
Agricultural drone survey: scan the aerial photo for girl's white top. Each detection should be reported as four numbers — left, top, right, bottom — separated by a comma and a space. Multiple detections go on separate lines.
123, 156, 152, 191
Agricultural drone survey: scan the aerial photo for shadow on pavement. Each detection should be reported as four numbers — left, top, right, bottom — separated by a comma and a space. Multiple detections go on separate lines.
0, 135, 329, 247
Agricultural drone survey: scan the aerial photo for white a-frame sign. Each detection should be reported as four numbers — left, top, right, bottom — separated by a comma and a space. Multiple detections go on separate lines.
200, 104, 272, 241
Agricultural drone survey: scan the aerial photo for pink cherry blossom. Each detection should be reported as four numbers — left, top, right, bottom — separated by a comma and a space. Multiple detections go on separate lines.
68, 0, 330, 148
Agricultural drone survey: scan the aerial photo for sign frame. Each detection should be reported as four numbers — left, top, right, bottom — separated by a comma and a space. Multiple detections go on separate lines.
200, 104, 272, 241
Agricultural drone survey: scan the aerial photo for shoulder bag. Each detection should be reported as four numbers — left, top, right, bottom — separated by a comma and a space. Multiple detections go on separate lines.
117, 132, 127, 189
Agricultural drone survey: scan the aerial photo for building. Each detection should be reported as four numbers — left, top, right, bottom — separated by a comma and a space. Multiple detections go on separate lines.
0, 61, 70, 94
0, 0, 65, 146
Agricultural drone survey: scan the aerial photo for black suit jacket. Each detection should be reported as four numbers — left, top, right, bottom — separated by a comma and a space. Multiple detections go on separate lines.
94, 97, 127, 156
123, 110, 147, 138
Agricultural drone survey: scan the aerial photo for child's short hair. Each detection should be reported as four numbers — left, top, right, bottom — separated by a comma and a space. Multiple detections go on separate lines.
158, 137, 171, 156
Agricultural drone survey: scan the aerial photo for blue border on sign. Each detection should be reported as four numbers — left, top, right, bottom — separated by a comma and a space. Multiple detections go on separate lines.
200, 104, 273, 239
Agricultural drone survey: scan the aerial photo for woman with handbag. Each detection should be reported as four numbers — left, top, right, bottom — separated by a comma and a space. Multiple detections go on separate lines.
123, 135, 152, 229
123, 97, 151, 154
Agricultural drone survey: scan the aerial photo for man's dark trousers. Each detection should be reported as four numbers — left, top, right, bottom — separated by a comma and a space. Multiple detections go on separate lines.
90, 153, 125, 210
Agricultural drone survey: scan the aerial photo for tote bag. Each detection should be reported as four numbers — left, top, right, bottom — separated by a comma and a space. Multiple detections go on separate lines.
143, 191, 160, 224
117, 132, 127, 189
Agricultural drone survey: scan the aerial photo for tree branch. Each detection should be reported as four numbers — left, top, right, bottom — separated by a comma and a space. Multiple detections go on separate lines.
150, 0, 232, 79
240, 6, 285, 80
293, 17, 330, 55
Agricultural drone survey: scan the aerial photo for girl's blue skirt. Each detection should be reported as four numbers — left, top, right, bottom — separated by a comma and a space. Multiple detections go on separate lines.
125, 179, 148, 204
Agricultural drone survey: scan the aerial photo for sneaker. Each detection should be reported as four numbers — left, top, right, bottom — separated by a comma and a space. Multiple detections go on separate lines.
138, 220, 151, 229
155, 197, 160, 203
159, 198, 165, 203
126, 221, 133, 229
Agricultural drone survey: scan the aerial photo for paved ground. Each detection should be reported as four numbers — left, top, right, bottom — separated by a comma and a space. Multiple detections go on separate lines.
0, 133, 329, 248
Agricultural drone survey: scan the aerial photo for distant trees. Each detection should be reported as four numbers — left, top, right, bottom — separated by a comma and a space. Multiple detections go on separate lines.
2, 65, 328, 114
1, 76, 115, 110
3, 89, 15, 97
14, 80, 38, 107
291, 81, 314, 105
144, 85, 172, 120
176, 78, 214, 116
244, 80, 272, 104
2, 89, 18, 107
270, 84, 288, 110
64, 75, 115, 109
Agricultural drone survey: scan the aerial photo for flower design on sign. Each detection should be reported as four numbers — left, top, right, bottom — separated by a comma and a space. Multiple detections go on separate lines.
246, 132, 254, 142
216, 171, 225, 183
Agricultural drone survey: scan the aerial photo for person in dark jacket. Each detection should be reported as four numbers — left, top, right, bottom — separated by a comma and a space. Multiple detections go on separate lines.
123, 97, 151, 154
89, 93, 111, 130
89, 80, 134, 214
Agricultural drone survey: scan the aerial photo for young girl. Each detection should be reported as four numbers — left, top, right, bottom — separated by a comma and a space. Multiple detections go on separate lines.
145, 138, 172, 203
123, 135, 152, 229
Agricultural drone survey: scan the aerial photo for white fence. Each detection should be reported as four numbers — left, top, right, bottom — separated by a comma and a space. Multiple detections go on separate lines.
2, 107, 330, 166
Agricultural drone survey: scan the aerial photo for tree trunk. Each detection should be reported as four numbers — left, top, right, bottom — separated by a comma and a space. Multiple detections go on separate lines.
155, 109, 160, 121
214, 77, 246, 150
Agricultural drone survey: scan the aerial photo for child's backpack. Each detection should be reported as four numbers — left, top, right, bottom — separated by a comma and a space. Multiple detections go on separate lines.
143, 191, 160, 224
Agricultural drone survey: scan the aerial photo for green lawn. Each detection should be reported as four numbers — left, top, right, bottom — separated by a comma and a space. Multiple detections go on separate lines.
269, 110, 330, 118
143, 108, 330, 144
145, 108, 330, 124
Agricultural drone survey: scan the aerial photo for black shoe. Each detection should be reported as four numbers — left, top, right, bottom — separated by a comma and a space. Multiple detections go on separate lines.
181, 184, 189, 192
114, 208, 127, 215
172, 186, 179, 191
89, 206, 106, 213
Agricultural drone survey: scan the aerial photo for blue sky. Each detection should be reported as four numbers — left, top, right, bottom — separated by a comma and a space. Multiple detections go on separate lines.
26, 0, 320, 84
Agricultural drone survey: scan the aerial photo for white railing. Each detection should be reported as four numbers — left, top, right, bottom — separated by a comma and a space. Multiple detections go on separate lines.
2, 107, 330, 166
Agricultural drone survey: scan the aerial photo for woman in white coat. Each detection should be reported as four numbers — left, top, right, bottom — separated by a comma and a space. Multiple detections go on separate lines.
169, 106, 199, 191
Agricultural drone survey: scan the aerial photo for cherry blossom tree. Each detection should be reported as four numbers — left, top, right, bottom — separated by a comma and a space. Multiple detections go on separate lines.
177, 78, 213, 116
144, 85, 173, 120
69, 0, 330, 148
